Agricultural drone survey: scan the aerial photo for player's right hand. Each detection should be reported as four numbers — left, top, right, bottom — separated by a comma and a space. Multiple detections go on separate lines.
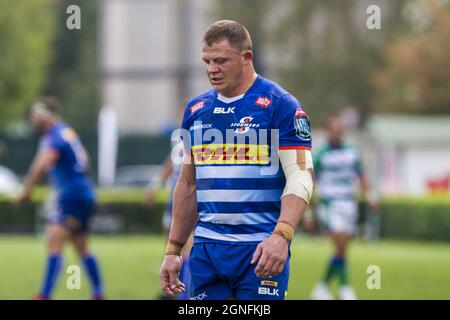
251, 233, 289, 278
159, 255, 185, 296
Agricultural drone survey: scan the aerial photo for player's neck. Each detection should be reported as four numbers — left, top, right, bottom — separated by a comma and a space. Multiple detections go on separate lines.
329, 139, 344, 148
43, 120, 58, 132
220, 71, 257, 98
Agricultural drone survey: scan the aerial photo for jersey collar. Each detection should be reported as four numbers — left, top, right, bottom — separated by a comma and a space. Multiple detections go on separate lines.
216, 73, 260, 104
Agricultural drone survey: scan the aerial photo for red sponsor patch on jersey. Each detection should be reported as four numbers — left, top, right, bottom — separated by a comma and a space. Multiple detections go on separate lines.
190, 100, 205, 114
295, 107, 307, 117
256, 97, 272, 108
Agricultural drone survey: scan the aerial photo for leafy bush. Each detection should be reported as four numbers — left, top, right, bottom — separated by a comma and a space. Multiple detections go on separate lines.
0, 187, 167, 233
1, 188, 449, 241
379, 196, 450, 242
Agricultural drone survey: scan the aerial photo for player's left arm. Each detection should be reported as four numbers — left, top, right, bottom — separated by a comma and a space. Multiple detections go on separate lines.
252, 149, 314, 278
252, 95, 314, 278
16, 148, 58, 204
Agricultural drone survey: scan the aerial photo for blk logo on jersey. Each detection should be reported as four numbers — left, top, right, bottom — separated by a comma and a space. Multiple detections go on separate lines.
294, 107, 311, 141
213, 107, 235, 114
256, 97, 272, 108
231, 116, 260, 134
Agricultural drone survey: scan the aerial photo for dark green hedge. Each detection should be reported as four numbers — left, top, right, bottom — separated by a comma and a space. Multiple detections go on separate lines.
1, 188, 449, 241
0, 187, 167, 234
379, 196, 450, 242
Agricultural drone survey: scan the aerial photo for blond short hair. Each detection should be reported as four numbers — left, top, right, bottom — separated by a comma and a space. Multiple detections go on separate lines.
203, 20, 252, 52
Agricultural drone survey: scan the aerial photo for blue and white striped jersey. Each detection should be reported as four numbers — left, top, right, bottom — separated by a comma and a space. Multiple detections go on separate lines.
181, 75, 312, 244
314, 143, 363, 201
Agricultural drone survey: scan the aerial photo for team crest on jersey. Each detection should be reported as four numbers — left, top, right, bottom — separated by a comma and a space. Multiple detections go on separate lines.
230, 116, 260, 134
294, 107, 311, 141
190, 100, 205, 114
256, 97, 272, 108
191, 143, 269, 165
295, 107, 307, 117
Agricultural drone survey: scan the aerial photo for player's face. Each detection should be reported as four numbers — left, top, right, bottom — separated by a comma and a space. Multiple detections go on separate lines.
29, 111, 46, 132
326, 117, 344, 143
201, 39, 248, 97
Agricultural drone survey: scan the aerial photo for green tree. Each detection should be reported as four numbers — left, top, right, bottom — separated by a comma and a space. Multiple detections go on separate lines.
269, 0, 410, 123
374, 0, 450, 114
212, 0, 419, 123
210, 0, 271, 74
44, 0, 99, 132
0, 0, 56, 130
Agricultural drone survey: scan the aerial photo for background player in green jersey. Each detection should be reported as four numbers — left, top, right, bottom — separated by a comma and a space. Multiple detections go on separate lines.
310, 113, 378, 300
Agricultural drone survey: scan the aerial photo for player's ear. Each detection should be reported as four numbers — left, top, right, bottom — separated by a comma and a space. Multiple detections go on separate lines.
242, 50, 253, 65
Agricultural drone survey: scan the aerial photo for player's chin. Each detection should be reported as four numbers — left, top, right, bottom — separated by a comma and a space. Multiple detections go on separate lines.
210, 81, 226, 91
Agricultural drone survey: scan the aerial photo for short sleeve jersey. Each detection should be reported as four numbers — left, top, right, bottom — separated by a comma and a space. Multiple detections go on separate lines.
313, 143, 363, 201
181, 75, 312, 244
39, 122, 94, 199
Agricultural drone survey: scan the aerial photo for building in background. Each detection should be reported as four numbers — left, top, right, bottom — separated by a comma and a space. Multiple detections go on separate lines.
100, 0, 215, 135
367, 115, 450, 195
313, 114, 450, 196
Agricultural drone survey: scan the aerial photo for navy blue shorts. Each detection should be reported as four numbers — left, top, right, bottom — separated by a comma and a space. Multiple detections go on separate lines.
47, 196, 95, 233
189, 242, 290, 300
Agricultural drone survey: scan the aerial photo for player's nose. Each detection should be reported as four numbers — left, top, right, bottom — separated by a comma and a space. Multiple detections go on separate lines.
207, 63, 220, 74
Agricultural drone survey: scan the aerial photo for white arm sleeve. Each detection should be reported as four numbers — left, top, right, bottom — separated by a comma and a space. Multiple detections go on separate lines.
278, 149, 314, 205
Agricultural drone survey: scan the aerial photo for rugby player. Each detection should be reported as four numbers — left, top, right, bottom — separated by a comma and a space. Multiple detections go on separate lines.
310, 113, 378, 300
16, 97, 104, 300
159, 20, 314, 300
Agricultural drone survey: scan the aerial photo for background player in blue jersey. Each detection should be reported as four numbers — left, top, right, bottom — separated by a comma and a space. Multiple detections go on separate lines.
159, 20, 315, 300
15, 96, 104, 300
310, 113, 378, 300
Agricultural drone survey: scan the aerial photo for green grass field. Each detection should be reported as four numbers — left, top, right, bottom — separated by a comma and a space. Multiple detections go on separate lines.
0, 235, 449, 300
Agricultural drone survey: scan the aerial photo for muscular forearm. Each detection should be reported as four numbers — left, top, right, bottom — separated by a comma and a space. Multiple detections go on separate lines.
278, 194, 309, 229
22, 164, 47, 194
22, 149, 57, 196
168, 180, 198, 246
276, 149, 314, 240
160, 157, 173, 183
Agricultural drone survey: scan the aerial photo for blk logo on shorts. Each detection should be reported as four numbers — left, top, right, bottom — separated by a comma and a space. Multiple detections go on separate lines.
258, 287, 279, 296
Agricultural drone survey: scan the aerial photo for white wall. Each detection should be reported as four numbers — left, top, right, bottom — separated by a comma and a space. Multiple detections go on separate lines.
402, 147, 450, 194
